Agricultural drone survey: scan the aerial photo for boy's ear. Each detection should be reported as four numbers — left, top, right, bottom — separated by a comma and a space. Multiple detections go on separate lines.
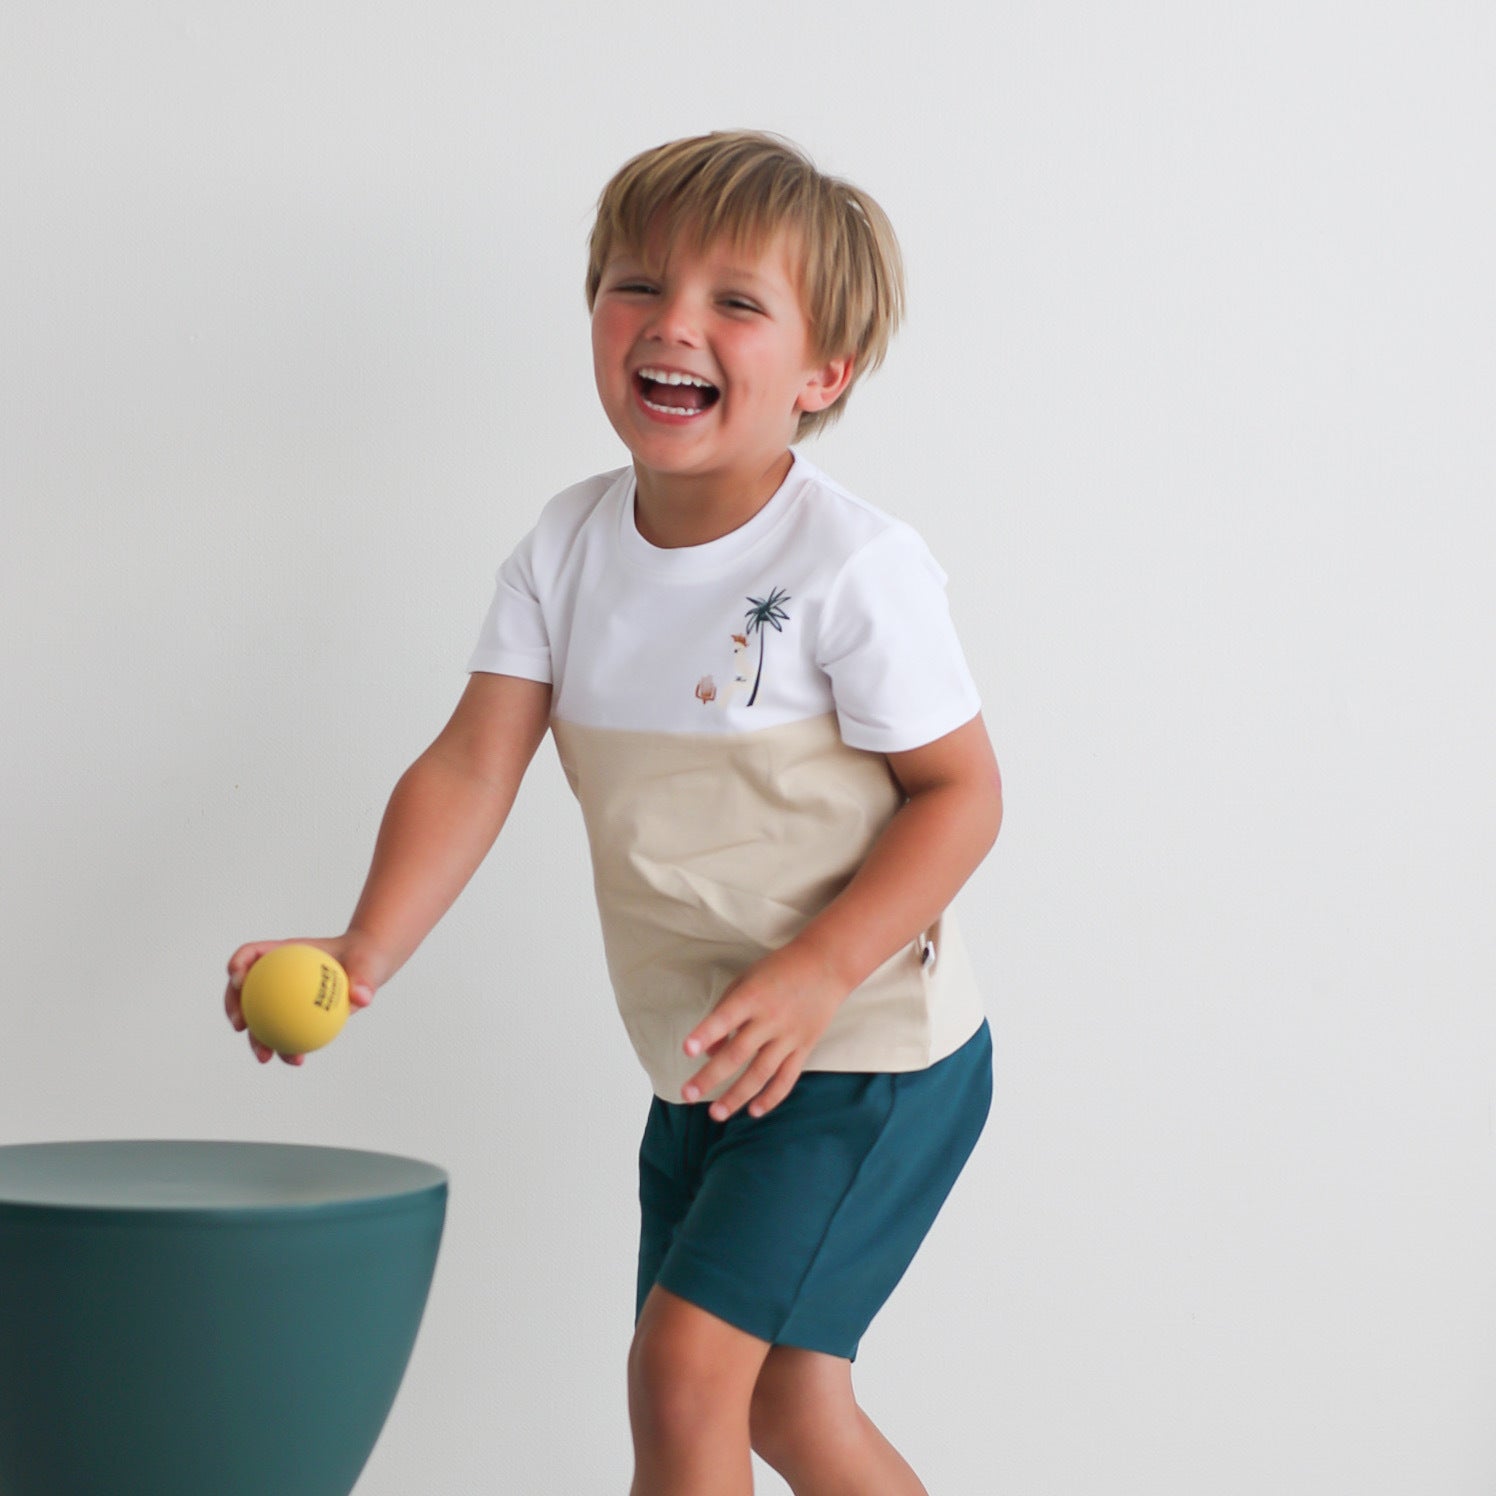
795, 355, 855, 414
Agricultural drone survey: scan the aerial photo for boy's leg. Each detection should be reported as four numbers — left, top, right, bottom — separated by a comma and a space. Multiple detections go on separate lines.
628, 1286, 773, 1496
749, 1346, 928, 1496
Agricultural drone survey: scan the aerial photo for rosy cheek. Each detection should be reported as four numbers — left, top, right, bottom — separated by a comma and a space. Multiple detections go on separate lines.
592, 303, 633, 346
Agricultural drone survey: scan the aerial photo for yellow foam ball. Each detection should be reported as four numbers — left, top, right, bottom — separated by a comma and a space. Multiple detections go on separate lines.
240, 944, 350, 1055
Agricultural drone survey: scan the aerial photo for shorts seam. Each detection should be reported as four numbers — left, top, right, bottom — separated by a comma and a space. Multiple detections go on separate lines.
767, 1073, 901, 1347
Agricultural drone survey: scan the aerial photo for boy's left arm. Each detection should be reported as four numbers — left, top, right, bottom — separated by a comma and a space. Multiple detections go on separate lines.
681, 713, 1004, 1120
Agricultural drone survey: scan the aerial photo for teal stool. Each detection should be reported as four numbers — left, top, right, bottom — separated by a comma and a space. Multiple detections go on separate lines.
0, 1141, 447, 1496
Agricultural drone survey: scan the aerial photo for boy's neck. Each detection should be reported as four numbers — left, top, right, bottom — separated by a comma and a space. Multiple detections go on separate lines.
632, 450, 796, 550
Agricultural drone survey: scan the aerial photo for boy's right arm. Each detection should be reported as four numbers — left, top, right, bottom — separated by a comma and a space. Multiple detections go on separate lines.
225, 672, 553, 1063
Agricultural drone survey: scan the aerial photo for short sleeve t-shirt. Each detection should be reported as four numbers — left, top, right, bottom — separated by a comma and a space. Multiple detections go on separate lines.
469, 451, 986, 1101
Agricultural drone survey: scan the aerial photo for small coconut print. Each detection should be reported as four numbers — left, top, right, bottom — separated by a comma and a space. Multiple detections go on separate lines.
693, 637, 749, 708
717, 635, 753, 708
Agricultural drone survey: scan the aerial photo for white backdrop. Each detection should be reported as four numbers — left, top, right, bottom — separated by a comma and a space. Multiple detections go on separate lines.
3, 3, 1493, 1493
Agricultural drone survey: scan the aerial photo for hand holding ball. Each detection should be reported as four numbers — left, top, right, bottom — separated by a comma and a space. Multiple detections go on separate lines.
240, 944, 350, 1055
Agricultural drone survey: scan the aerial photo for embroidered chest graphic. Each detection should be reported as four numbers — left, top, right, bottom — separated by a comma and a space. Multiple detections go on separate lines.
694, 587, 792, 710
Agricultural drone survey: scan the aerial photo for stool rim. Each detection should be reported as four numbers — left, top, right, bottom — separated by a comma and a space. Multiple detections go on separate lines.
0, 1138, 450, 1219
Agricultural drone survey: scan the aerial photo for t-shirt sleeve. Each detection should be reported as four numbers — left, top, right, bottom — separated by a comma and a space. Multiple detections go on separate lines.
816, 523, 982, 753
466, 528, 553, 683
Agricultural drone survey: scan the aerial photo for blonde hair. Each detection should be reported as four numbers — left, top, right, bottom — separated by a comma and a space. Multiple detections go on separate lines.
585, 130, 905, 438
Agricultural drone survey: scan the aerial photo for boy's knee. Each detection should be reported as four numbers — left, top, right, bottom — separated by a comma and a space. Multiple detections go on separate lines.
628, 1321, 706, 1433
749, 1348, 861, 1474
627, 1290, 765, 1443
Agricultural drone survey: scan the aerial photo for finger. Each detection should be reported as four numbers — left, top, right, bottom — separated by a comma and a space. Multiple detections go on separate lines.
349, 983, 374, 1011
683, 1001, 752, 1062
279, 1051, 305, 1067
709, 1045, 795, 1122
225, 941, 284, 1029
226, 942, 277, 990
681, 1025, 761, 1103
250, 1034, 273, 1064
743, 1061, 803, 1120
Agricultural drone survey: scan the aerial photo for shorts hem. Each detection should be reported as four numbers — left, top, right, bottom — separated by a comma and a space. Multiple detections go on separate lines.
651, 1261, 861, 1362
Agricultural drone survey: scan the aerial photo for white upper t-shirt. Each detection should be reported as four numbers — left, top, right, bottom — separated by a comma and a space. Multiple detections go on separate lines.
469, 451, 987, 1100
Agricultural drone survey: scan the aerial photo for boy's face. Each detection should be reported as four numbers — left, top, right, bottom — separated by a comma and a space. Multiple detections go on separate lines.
590, 227, 851, 501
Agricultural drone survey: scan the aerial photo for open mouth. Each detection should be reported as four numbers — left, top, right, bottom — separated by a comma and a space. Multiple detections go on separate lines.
635, 367, 721, 418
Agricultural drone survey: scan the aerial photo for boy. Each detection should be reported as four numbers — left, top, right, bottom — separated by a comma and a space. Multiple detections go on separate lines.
226, 130, 1003, 1495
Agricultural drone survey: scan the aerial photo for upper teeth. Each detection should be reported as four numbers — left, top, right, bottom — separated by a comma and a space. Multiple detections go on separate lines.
639, 368, 713, 388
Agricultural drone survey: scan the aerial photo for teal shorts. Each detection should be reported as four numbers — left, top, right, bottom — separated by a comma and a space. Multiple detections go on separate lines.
635, 1019, 993, 1362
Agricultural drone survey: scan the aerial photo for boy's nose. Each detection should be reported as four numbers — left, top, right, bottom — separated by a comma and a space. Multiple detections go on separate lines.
643, 290, 702, 346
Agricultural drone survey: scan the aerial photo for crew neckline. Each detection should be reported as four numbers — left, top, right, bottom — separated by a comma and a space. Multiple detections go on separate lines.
615, 450, 810, 578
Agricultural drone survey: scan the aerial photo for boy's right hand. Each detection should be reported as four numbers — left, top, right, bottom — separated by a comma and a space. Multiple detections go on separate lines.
224, 936, 378, 1066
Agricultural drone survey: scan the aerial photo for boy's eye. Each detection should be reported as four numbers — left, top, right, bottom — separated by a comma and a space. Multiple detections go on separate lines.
615, 282, 657, 295
721, 297, 762, 314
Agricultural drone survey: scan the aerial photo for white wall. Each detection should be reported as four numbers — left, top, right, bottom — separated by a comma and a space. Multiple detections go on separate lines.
3, 3, 1493, 1492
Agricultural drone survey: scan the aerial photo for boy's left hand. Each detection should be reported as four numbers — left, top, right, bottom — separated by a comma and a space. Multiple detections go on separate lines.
681, 942, 849, 1121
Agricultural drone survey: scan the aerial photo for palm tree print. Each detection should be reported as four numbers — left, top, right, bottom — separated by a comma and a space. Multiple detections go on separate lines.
743, 587, 791, 707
